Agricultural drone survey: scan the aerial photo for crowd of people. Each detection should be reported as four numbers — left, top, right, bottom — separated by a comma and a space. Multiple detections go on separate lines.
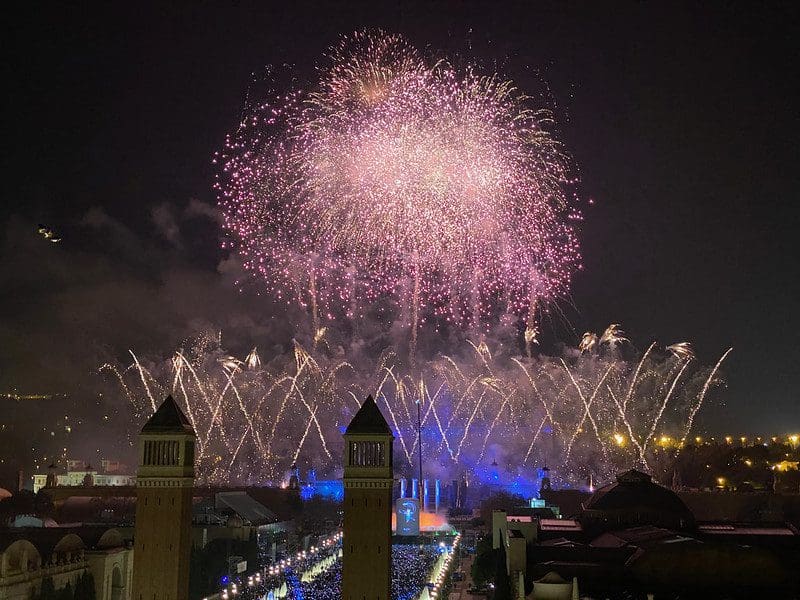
391, 544, 442, 600
296, 562, 340, 600
231, 540, 448, 600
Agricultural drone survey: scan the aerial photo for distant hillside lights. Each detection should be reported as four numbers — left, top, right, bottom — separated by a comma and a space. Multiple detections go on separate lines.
648, 433, 800, 449
593, 432, 799, 452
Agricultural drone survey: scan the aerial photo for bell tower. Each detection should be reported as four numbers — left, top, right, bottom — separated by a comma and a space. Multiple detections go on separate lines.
132, 395, 196, 600
342, 395, 393, 600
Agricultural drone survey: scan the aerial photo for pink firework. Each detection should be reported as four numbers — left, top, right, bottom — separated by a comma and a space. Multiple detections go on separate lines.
217, 31, 581, 336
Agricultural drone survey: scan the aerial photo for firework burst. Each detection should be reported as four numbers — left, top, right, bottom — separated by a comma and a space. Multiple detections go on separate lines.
217, 31, 581, 345
105, 326, 730, 486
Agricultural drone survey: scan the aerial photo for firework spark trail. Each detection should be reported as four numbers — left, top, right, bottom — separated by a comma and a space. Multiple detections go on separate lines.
453, 389, 488, 460
478, 393, 513, 463
226, 370, 266, 457
562, 360, 611, 461
425, 383, 455, 459
228, 417, 251, 470
228, 382, 282, 473
376, 387, 413, 464
512, 358, 559, 434
204, 376, 236, 452
623, 342, 656, 414
99, 363, 135, 404
130, 351, 158, 412
415, 380, 448, 456
288, 377, 332, 459
442, 375, 483, 434
678, 347, 734, 450
267, 356, 312, 457
524, 415, 550, 464
108, 325, 729, 485
410, 266, 421, 364
606, 384, 650, 470
378, 369, 415, 463
174, 355, 204, 458
642, 358, 692, 455
293, 405, 319, 465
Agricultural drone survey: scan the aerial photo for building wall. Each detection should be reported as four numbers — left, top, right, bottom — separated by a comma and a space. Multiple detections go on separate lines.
342, 484, 392, 600
132, 486, 192, 600
87, 548, 133, 600
506, 534, 526, 575
33, 473, 136, 494
342, 427, 393, 600
1, 541, 132, 600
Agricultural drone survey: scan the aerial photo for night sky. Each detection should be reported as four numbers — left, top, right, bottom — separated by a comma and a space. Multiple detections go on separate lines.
3, 2, 799, 437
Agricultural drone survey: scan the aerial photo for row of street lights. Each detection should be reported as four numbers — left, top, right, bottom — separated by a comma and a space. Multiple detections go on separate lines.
219, 531, 343, 600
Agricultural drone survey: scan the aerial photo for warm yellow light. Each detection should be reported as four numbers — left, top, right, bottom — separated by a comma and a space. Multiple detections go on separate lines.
744, 459, 752, 467
716, 477, 726, 486
790, 435, 799, 445
659, 435, 670, 445
725, 436, 732, 444
695, 436, 703, 444
613, 433, 625, 446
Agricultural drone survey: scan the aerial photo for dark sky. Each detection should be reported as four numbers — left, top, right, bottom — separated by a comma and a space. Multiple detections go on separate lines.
2, 1, 799, 435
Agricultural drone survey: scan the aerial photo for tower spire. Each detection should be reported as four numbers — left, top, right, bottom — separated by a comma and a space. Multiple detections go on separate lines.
342, 395, 394, 600
132, 395, 196, 600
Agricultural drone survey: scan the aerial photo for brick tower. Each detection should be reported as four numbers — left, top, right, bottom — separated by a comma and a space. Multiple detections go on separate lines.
342, 395, 394, 600
132, 395, 196, 600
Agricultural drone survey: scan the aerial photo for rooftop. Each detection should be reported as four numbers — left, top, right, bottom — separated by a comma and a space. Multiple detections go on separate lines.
345, 395, 392, 435
582, 469, 694, 530
141, 395, 195, 434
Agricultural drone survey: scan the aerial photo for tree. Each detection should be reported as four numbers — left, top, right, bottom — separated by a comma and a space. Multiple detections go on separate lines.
471, 535, 499, 588
74, 572, 96, 600
37, 577, 56, 600
493, 541, 512, 600
56, 581, 73, 600
479, 491, 526, 526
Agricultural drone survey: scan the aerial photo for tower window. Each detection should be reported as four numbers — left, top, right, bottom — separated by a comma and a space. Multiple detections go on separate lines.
349, 441, 385, 466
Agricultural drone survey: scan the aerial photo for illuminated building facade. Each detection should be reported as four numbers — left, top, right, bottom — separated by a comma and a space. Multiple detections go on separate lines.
33, 468, 135, 493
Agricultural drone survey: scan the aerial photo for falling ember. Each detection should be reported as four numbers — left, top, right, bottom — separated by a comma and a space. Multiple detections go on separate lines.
216, 30, 581, 340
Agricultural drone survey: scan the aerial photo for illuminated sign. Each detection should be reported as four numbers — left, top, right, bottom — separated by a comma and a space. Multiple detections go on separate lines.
396, 497, 420, 536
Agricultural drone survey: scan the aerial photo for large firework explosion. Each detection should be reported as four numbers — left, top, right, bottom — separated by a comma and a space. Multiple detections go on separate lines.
104, 32, 731, 488
216, 31, 581, 349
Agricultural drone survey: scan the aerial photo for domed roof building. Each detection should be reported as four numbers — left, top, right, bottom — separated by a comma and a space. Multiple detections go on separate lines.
579, 469, 695, 533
